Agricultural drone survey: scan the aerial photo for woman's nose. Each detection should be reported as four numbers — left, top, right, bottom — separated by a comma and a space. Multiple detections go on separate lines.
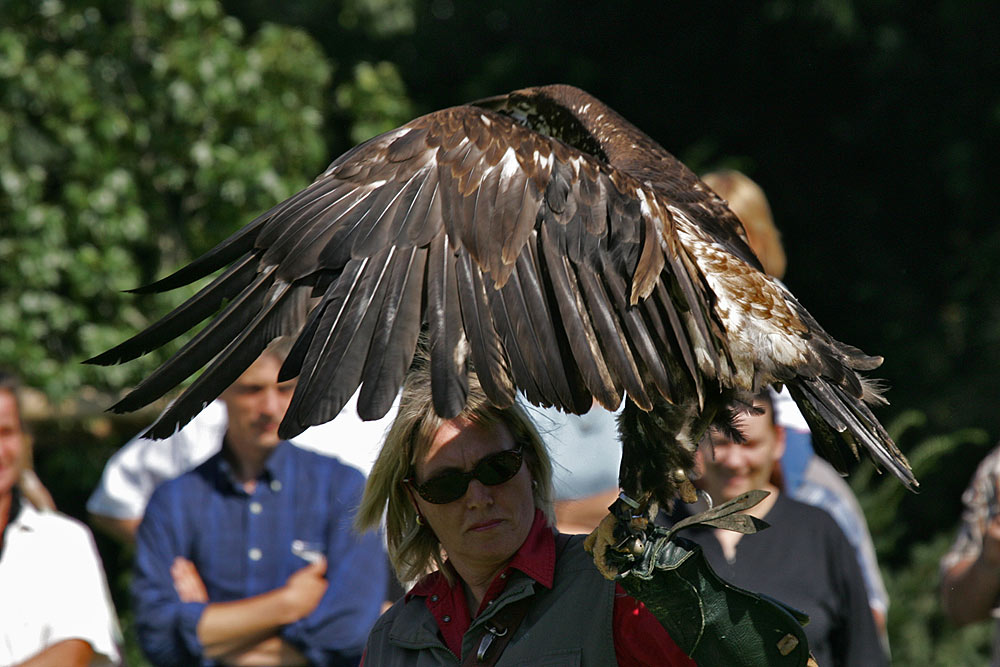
465, 478, 494, 507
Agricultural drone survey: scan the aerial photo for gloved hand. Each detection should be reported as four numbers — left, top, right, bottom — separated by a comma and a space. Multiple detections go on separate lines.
586, 490, 816, 667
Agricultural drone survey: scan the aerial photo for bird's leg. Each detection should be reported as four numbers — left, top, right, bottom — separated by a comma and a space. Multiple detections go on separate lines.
584, 466, 699, 581
584, 492, 659, 580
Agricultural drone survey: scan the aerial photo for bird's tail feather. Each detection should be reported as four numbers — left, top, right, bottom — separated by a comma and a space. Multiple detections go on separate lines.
787, 377, 916, 489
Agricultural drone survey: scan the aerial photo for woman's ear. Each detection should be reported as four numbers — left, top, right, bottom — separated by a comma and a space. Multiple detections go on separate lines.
403, 481, 429, 529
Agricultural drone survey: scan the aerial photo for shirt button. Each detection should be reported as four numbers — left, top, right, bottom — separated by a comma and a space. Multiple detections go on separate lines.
270, 480, 282, 492
249, 502, 263, 514
443, 615, 451, 623
430, 595, 439, 602
248, 548, 262, 561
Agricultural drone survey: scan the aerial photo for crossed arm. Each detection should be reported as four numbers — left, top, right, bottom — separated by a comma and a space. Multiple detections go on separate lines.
15, 639, 93, 667
170, 556, 327, 666
133, 495, 330, 666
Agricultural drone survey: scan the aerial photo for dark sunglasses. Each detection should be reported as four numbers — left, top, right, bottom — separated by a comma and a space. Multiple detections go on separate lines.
405, 446, 524, 504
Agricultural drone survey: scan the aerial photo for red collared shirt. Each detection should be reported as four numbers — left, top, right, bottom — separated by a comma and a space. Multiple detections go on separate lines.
405, 510, 695, 666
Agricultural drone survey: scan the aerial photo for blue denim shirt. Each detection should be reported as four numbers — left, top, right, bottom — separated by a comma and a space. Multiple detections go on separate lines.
134, 441, 387, 666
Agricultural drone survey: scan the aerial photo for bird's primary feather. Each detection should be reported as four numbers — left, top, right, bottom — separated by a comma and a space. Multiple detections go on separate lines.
89, 84, 916, 508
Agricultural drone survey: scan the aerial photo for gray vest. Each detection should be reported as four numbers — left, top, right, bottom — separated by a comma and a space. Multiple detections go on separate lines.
365, 534, 617, 666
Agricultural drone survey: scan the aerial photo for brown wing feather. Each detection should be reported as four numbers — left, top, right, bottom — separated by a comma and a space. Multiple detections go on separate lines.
91, 84, 916, 494
454, 251, 516, 408
426, 232, 468, 419
357, 245, 427, 420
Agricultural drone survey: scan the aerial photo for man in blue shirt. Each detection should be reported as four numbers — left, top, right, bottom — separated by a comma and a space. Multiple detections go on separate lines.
133, 341, 387, 666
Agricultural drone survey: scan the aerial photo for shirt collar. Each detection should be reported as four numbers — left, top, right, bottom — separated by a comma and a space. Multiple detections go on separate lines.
1, 487, 24, 554
214, 440, 292, 494
403, 509, 555, 656
6, 491, 40, 532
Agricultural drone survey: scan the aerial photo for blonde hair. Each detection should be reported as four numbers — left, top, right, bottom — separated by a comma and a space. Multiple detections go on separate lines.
702, 169, 787, 279
356, 360, 555, 585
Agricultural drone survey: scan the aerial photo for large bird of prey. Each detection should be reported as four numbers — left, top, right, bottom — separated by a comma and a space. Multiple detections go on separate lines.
88, 84, 915, 518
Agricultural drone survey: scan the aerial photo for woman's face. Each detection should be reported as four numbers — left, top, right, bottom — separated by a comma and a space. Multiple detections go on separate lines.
412, 417, 536, 578
698, 400, 785, 502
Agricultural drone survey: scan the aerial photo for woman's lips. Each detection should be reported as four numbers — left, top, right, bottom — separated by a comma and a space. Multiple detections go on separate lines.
468, 519, 503, 532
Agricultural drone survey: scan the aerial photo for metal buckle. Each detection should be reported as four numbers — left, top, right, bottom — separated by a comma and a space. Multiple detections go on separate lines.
476, 624, 508, 661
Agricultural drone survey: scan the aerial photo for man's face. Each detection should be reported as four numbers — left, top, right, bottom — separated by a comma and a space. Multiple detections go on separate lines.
0, 390, 25, 498
218, 354, 296, 453
698, 400, 785, 502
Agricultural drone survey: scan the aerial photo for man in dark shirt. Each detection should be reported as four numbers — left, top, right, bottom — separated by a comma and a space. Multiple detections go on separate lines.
133, 341, 387, 666
671, 391, 886, 667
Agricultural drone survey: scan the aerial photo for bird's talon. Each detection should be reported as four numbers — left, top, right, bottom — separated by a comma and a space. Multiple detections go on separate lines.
627, 515, 649, 533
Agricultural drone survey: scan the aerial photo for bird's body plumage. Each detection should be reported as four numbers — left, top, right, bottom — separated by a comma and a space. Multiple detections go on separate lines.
90, 84, 915, 509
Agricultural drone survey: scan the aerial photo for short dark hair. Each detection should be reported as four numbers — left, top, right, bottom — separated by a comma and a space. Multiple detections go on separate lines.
755, 388, 778, 426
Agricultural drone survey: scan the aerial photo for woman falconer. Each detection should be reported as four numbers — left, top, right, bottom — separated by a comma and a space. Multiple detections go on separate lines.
355, 358, 695, 666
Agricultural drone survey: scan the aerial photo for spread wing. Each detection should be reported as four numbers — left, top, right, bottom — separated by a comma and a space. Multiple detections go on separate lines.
88, 102, 722, 440
88, 84, 915, 492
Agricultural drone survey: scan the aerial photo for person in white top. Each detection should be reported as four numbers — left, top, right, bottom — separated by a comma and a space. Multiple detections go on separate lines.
0, 371, 122, 667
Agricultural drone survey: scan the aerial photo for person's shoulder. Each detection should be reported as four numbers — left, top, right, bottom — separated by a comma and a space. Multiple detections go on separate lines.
19, 505, 96, 545
971, 444, 1000, 482
553, 532, 608, 580
802, 456, 855, 496
779, 494, 858, 552
369, 593, 432, 643
122, 401, 226, 456
290, 443, 366, 479
148, 452, 219, 501
364, 595, 418, 661
374, 596, 407, 626
775, 494, 844, 532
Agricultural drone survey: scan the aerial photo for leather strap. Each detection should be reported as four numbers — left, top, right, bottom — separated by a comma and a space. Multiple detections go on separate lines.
463, 594, 532, 666
462, 533, 573, 666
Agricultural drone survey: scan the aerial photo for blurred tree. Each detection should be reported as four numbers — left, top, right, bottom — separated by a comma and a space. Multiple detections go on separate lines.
222, 0, 415, 151
0, 0, 410, 401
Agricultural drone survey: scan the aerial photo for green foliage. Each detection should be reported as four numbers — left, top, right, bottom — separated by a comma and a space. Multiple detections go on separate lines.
337, 0, 416, 38
853, 410, 989, 562
883, 532, 992, 666
850, 411, 994, 663
335, 60, 414, 145
0, 0, 331, 399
